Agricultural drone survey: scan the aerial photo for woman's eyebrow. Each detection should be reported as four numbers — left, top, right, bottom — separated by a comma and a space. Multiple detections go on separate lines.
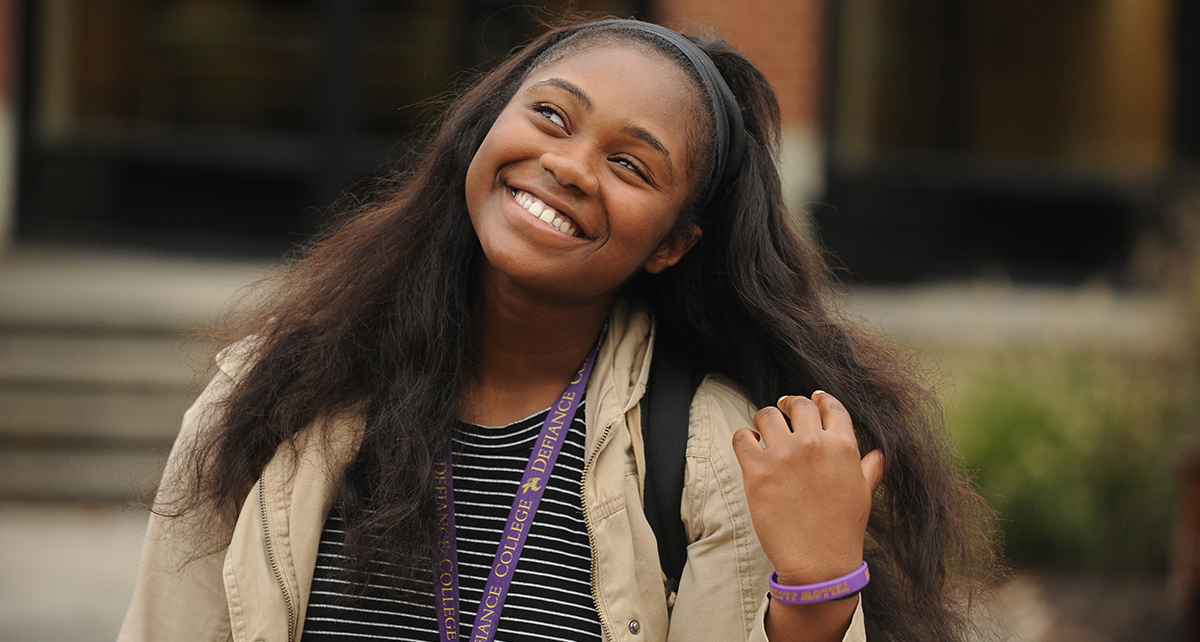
528, 78, 594, 111
622, 124, 674, 180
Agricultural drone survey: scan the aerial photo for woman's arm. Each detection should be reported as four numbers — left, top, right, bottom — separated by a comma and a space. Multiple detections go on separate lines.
733, 393, 884, 642
666, 377, 869, 642
119, 368, 239, 642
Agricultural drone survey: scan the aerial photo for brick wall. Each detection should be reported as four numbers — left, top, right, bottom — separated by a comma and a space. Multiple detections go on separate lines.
654, 0, 825, 131
0, 0, 14, 249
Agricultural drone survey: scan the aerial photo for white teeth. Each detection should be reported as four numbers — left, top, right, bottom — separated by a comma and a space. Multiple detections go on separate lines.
512, 188, 581, 238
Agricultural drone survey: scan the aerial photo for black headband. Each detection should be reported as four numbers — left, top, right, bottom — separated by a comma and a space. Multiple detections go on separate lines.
560, 20, 746, 211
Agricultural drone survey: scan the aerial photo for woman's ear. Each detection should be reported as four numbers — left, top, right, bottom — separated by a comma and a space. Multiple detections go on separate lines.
644, 225, 703, 274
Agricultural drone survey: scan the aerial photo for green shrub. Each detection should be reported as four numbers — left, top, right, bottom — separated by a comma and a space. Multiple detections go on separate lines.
943, 349, 1193, 573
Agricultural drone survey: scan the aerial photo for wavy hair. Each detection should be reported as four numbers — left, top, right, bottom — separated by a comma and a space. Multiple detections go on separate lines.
172, 18, 995, 642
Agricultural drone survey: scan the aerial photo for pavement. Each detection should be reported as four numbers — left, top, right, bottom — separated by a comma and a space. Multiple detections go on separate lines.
0, 502, 147, 642
0, 243, 276, 330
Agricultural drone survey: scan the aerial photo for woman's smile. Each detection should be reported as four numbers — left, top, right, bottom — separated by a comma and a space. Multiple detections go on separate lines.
508, 186, 585, 238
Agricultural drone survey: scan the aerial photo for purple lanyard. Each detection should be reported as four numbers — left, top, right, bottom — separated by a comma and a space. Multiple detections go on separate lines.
435, 329, 605, 642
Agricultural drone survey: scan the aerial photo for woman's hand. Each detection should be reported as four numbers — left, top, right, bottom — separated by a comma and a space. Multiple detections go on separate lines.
732, 392, 884, 641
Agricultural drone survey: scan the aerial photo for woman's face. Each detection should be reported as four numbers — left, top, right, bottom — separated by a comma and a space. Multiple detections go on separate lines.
465, 43, 705, 305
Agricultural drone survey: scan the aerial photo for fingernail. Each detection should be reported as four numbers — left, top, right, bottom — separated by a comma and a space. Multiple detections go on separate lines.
777, 395, 789, 405
813, 390, 827, 397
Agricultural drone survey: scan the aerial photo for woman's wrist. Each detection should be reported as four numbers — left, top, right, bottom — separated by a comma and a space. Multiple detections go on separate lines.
762, 561, 867, 641
764, 591, 859, 642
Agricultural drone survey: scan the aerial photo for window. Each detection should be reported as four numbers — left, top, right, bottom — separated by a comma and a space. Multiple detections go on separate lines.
821, 0, 1177, 282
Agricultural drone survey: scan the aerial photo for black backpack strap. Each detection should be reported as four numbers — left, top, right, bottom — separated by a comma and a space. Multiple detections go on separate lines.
641, 339, 707, 588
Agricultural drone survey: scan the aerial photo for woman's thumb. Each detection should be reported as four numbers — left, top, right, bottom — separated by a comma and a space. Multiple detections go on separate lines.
861, 449, 885, 493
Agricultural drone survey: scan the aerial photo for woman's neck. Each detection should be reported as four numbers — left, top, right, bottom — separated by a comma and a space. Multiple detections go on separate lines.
461, 272, 610, 426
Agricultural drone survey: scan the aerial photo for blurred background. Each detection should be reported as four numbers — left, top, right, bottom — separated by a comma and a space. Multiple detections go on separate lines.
0, 0, 1196, 640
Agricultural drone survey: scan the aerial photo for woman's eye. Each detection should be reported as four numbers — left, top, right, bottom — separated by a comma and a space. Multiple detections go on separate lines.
538, 106, 565, 128
614, 157, 647, 180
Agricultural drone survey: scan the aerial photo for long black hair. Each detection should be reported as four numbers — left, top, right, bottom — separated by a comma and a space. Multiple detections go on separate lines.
172, 18, 995, 642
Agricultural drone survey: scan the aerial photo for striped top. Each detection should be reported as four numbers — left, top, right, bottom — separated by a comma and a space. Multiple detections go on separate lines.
302, 401, 603, 641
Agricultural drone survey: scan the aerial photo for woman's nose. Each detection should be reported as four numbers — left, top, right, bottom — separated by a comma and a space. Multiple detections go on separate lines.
540, 148, 600, 196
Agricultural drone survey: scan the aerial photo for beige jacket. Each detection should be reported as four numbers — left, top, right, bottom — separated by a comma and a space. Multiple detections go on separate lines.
119, 299, 866, 642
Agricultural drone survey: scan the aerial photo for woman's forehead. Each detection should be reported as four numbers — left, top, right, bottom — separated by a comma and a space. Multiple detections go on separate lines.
529, 40, 704, 103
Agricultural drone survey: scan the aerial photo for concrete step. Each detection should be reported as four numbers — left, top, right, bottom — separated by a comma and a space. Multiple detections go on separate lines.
0, 244, 274, 331
0, 330, 213, 500
0, 387, 197, 442
0, 332, 206, 389
0, 447, 170, 501
0, 244, 272, 501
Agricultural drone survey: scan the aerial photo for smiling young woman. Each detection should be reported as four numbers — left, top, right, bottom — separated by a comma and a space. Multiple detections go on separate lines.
120, 18, 995, 642
462, 44, 707, 428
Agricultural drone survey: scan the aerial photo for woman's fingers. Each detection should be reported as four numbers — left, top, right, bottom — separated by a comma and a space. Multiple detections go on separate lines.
753, 391, 856, 449
732, 427, 764, 469
810, 390, 854, 436
778, 394, 823, 432
752, 394, 819, 448
749, 405, 789, 449
756, 391, 882, 493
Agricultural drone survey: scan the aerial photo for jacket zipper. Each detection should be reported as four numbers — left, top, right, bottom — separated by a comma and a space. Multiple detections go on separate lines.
259, 477, 297, 642
581, 416, 619, 641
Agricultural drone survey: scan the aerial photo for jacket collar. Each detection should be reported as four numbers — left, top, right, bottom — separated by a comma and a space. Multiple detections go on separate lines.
582, 297, 654, 457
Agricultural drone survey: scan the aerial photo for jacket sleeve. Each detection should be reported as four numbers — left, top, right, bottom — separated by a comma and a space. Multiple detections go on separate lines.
118, 366, 238, 642
666, 375, 866, 642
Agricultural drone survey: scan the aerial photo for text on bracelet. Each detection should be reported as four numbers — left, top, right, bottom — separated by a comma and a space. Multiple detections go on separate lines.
773, 580, 852, 603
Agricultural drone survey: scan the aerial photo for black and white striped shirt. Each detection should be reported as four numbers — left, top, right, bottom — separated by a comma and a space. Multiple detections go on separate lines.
303, 401, 603, 641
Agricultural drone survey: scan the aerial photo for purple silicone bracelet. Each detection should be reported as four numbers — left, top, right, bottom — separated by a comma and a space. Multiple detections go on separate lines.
769, 561, 870, 605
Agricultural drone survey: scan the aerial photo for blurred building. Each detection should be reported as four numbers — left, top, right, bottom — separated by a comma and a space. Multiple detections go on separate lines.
0, 1, 1196, 500
2, 0, 829, 256
0, 0, 1194, 281
824, 0, 1196, 282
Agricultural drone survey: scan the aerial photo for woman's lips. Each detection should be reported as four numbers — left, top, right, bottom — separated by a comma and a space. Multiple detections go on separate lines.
509, 188, 584, 238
